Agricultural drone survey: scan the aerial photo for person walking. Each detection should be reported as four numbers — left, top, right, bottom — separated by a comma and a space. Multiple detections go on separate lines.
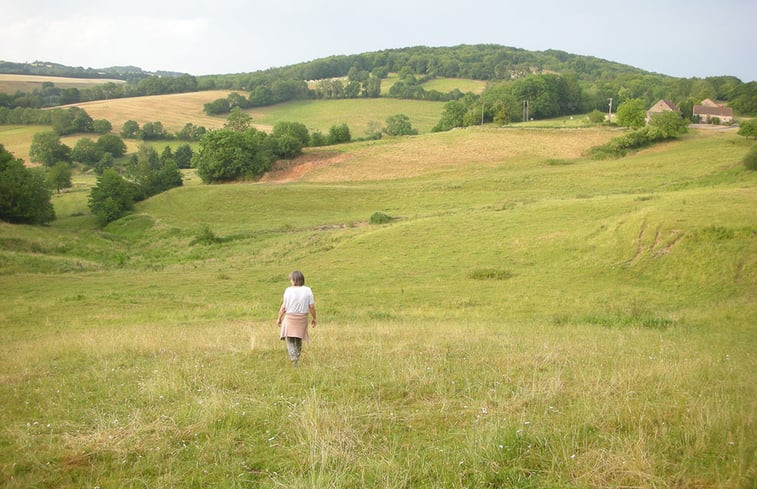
276, 270, 317, 366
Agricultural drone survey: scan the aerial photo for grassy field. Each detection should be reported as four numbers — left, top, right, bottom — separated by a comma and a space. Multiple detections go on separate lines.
0, 127, 755, 488
245, 98, 445, 136
420, 77, 487, 94
0, 74, 126, 94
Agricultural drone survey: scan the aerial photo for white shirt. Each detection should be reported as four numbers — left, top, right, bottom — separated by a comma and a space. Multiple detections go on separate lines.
282, 286, 314, 314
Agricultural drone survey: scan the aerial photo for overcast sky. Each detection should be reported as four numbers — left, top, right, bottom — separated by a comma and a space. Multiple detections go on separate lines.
2, 0, 755, 81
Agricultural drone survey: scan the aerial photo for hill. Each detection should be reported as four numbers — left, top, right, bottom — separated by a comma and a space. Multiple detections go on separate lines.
0, 126, 755, 487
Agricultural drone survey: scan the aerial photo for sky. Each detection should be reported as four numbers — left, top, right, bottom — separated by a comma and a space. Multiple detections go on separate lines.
1, 0, 756, 82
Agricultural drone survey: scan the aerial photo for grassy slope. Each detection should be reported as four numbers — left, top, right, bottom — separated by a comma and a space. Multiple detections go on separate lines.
0, 127, 755, 488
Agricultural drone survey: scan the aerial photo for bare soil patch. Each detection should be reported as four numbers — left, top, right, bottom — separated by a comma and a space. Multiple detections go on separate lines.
261, 151, 352, 182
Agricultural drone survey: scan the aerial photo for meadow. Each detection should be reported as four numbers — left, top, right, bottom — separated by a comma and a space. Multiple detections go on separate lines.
0, 124, 755, 488
245, 98, 446, 135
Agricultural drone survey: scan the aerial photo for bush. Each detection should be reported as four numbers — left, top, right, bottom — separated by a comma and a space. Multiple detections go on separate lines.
743, 145, 757, 171
469, 268, 514, 280
738, 119, 757, 139
588, 109, 606, 123
370, 212, 393, 224
190, 225, 222, 245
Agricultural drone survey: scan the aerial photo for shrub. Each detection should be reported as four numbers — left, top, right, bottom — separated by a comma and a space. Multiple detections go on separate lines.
738, 119, 757, 139
370, 212, 393, 224
190, 225, 222, 245
743, 145, 757, 171
469, 268, 514, 280
588, 109, 606, 123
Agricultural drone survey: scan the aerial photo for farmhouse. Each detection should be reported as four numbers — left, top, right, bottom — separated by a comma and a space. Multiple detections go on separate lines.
646, 99, 679, 123
693, 98, 734, 124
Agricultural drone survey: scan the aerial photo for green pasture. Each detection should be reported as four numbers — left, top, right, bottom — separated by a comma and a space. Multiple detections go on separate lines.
419, 77, 487, 94
1, 128, 755, 488
380, 74, 486, 96
246, 98, 445, 135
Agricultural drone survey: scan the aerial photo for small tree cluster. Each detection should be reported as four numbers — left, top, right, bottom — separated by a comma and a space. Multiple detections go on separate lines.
88, 143, 184, 225
120, 120, 207, 141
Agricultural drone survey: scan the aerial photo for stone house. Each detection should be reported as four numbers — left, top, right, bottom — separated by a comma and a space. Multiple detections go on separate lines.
646, 99, 679, 123
693, 98, 734, 124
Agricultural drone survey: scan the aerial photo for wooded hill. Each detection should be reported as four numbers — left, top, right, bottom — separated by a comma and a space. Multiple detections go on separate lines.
2, 45, 755, 115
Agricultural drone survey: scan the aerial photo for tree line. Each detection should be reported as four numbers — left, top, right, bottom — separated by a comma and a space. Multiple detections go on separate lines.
4, 45, 754, 116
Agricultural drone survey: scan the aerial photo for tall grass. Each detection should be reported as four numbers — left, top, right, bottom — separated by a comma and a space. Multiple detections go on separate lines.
1, 127, 755, 488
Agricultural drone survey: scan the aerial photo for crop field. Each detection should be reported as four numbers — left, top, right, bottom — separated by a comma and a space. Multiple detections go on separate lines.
0, 126, 755, 488
65, 90, 242, 133
0, 74, 126, 94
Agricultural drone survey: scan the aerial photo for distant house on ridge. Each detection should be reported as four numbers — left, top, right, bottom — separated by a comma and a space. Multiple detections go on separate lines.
693, 98, 734, 124
646, 99, 679, 124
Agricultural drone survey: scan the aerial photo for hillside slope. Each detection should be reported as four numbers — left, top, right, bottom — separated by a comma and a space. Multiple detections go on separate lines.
0, 127, 755, 488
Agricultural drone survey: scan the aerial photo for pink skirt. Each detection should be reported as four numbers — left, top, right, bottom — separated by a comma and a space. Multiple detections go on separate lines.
280, 313, 310, 342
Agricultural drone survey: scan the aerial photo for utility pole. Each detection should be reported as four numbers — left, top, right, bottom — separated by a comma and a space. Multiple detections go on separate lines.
481, 102, 485, 127
523, 100, 529, 122
608, 97, 613, 122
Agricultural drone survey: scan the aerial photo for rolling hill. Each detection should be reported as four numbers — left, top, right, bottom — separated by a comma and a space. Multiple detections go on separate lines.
1, 123, 755, 487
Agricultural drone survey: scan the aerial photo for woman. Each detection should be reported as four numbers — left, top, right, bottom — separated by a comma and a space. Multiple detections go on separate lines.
276, 270, 317, 365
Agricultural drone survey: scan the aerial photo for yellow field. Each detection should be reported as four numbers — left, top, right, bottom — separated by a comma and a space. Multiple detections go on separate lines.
283, 127, 618, 182
0, 74, 125, 94
65, 90, 243, 133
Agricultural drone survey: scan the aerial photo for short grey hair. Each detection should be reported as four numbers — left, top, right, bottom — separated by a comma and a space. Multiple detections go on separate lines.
289, 270, 305, 286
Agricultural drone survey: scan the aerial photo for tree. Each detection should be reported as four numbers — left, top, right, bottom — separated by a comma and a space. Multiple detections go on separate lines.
327, 123, 351, 145
0, 144, 55, 224
384, 114, 418, 136
96, 134, 127, 158
71, 137, 103, 164
274, 134, 303, 159
174, 144, 193, 169
160, 145, 174, 165
125, 143, 182, 198
29, 131, 71, 167
88, 169, 138, 225
616, 98, 647, 129
272, 121, 310, 147
92, 119, 112, 134
648, 111, 688, 138
737, 119, 757, 139
50, 107, 93, 135
224, 107, 253, 131
121, 120, 140, 139
141, 121, 166, 140
47, 162, 72, 193
94, 153, 114, 175
204, 98, 231, 115
433, 100, 467, 131
194, 128, 273, 183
